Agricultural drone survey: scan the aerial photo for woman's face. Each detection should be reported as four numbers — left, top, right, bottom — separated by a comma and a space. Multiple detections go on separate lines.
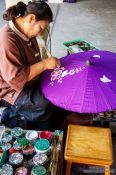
23, 15, 50, 38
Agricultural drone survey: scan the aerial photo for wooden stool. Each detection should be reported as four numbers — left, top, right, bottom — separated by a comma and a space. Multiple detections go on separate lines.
64, 125, 113, 175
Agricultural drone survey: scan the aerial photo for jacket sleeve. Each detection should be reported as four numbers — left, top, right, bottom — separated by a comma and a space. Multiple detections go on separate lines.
0, 36, 30, 91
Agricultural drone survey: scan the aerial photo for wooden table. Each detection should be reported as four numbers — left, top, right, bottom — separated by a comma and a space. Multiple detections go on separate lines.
64, 124, 113, 175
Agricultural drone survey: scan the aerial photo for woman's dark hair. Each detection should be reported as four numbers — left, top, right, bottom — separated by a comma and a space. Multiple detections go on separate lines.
3, 1, 53, 22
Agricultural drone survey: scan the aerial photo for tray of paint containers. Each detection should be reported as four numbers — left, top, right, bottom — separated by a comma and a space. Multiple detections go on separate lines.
93, 110, 116, 122
0, 127, 63, 175
63, 38, 100, 54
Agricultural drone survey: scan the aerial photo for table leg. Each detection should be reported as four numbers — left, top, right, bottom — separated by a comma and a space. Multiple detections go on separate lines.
65, 161, 72, 175
105, 165, 110, 175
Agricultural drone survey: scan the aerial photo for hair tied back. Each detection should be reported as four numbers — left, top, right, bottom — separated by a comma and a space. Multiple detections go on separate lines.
16, 1, 27, 16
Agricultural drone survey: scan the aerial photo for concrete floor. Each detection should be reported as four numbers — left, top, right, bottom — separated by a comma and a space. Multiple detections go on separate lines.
49, 0, 116, 58
0, 0, 6, 27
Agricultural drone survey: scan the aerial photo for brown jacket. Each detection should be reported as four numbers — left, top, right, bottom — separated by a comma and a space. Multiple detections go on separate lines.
0, 21, 41, 104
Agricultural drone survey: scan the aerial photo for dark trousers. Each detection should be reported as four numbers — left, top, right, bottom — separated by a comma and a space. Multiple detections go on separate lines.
1, 81, 70, 131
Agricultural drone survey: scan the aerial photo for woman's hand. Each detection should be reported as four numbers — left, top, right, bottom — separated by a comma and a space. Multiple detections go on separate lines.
28, 57, 60, 81
42, 57, 60, 70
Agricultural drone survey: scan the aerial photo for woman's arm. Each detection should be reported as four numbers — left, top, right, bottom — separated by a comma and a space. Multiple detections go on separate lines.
0, 33, 60, 90
28, 57, 60, 81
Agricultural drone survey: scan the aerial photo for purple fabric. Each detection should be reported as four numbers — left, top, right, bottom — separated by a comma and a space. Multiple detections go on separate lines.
41, 50, 116, 113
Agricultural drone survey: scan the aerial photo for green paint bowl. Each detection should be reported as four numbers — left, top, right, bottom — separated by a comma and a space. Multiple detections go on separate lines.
31, 165, 46, 175
34, 139, 50, 154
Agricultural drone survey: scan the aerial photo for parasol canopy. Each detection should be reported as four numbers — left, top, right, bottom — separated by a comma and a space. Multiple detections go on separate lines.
41, 50, 116, 113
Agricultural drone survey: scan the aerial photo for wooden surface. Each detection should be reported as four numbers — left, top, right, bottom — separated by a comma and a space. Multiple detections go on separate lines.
71, 135, 116, 175
64, 125, 113, 166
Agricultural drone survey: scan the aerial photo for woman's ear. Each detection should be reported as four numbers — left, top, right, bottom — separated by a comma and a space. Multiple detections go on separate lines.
28, 14, 36, 24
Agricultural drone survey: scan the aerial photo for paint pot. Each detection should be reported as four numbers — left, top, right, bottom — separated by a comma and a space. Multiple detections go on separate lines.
1, 143, 11, 151
9, 153, 23, 166
31, 165, 46, 175
22, 145, 34, 159
1, 132, 12, 143
25, 131, 38, 142
39, 131, 52, 141
11, 127, 24, 138
0, 164, 13, 175
15, 167, 28, 175
34, 139, 50, 154
9, 147, 19, 154
33, 154, 47, 166
13, 140, 22, 151
16, 138, 29, 149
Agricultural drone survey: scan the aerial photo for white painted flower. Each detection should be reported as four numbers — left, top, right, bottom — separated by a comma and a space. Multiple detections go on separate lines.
75, 68, 79, 73
69, 69, 75, 75
100, 75, 111, 83
50, 66, 85, 86
78, 67, 82, 71
93, 54, 100, 58
61, 70, 69, 77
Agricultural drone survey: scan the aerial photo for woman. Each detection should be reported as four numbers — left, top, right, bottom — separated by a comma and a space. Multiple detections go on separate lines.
0, 1, 69, 130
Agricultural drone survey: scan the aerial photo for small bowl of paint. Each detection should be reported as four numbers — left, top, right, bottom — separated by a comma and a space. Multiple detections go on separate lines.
15, 167, 28, 175
34, 139, 50, 154
11, 127, 24, 138
16, 138, 29, 149
9, 153, 23, 166
22, 145, 34, 157
25, 131, 38, 142
9, 147, 19, 154
0, 164, 13, 175
1, 132, 12, 143
1, 142, 11, 151
33, 154, 47, 166
39, 131, 52, 141
31, 165, 46, 175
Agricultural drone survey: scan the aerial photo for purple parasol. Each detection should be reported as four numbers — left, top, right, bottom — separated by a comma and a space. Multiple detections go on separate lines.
41, 50, 116, 113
